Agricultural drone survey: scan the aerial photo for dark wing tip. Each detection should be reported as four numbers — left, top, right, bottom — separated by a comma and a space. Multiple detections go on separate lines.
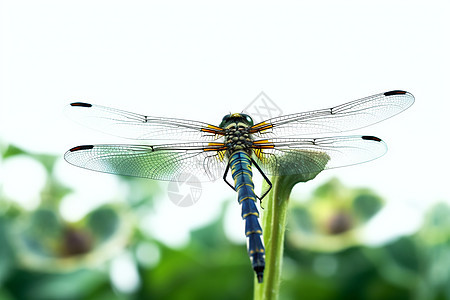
361, 136, 382, 142
70, 102, 92, 107
384, 90, 407, 96
69, 145, 94, 152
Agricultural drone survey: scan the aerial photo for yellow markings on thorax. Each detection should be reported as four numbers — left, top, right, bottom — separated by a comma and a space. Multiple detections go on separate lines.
203, 142, 225, 151
252, 140, 275, 162
250, 121, 273, 133
216, 150, 226, 161
201, 124, 225, 135
252, 140, 275, 148
203, 142, 227, 161
206, 142, 225, 146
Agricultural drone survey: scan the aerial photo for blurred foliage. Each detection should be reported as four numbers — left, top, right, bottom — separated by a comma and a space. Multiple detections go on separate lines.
286, 178, 384, 252
1, 144, 450, 300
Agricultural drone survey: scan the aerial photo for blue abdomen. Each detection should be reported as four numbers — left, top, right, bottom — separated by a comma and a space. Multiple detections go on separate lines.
229, 150, 265, 283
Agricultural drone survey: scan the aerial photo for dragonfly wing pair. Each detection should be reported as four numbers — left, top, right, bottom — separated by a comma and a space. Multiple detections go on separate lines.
65, 91, 414, 181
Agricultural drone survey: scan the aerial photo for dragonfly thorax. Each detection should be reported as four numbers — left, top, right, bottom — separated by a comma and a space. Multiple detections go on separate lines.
220, 113, 254, 155
224, 125, 254, 154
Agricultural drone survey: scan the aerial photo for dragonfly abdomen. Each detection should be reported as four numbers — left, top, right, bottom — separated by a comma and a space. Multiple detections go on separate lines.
229, 150, 265, 283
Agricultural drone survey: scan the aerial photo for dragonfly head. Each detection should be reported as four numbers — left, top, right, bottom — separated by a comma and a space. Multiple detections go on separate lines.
219, 113, 254, 128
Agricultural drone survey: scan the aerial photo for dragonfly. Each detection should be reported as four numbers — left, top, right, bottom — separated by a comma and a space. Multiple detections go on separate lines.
64, 90, 414, 283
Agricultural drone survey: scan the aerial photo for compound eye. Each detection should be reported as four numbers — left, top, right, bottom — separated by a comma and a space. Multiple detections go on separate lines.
219, 114, 232, 127
245, 115, 254, 126
222, 114, 231, 122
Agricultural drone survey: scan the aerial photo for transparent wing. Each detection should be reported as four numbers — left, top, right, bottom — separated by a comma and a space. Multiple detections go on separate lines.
250, 91, 414, 138
252, 136, 387, 176
65, 102, 225, 141
64, 142, 227, 182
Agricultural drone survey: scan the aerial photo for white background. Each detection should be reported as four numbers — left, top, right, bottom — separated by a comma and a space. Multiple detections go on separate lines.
1, 0, 449, 246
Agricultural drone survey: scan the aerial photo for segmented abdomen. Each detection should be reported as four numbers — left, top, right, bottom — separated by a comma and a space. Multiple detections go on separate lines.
229, 150, 265, 283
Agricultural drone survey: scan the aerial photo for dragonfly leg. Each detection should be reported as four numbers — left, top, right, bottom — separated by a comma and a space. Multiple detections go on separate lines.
250, 158, 272, 202
222, 160, 236, 192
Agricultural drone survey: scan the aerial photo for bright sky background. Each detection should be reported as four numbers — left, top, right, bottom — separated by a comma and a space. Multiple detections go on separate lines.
1, 1, 449, 249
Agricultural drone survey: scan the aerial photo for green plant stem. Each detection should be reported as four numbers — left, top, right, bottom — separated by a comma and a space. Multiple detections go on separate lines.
254, 174, 309, 300
254, 170, 327, 299
253, 150, 329, 300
